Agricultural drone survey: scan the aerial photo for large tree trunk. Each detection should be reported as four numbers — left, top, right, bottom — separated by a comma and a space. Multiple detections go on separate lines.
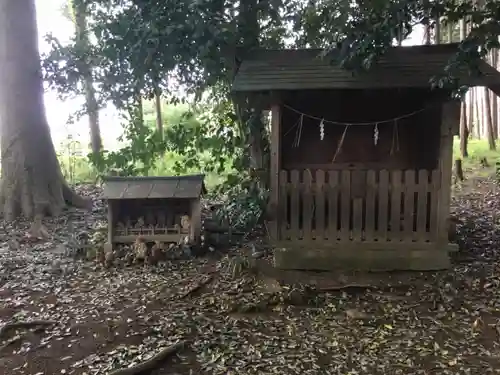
0, 0, 89, 220
72, 0, 102, 154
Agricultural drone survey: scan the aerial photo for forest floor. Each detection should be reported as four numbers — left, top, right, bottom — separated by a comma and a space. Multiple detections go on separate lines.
2, 171, 500, 375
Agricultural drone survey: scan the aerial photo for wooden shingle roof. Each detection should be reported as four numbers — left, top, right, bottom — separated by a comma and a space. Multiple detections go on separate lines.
102, 174, 206, 200
232, 43, 500, 93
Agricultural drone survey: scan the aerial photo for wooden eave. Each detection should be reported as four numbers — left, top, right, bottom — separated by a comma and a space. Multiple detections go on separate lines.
101, 174, 206, 200
232, 43, 500, 94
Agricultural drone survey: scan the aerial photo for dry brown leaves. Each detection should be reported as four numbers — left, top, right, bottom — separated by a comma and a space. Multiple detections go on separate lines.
1, 182, 500, 374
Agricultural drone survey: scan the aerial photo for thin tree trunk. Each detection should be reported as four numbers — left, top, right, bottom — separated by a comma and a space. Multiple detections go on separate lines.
424, 25, 431, 44
459, 17, 468, 157
434, 15, 441, 44
447, 21, 453, 43
460, 102, 468, 156
423, 1, 431, 45
0, 0, 89, 220
72, 0, 101, 154
237, 0, 268, 172
468, 87, 475, 138
484, 87, 496, 149
476, 88, 482, 138
136, 94, 144, 126
154, 88, 163, 139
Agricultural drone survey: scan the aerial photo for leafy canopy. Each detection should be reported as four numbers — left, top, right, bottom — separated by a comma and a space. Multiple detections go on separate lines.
42, 0, 500, 225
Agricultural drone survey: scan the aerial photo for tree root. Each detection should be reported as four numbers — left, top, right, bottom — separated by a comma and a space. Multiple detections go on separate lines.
62, 184, 92, 210
179, 276, 213, 299
0, 152, 92, 220
0, 320, 57, 339
108, 340, 186, 375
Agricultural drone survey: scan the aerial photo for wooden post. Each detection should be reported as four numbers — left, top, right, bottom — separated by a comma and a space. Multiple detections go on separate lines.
107, 200, 114, 251
438, 101, 460, 243
269, 103, 281, 241
190, 198, 202, 244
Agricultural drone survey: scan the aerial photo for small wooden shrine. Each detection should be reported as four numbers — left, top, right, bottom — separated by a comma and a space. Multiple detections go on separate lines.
101, 175, 206, 248
232, 43, 500, 271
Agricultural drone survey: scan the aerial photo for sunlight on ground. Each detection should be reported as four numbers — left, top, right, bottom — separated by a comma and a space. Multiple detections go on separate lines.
453, 137, 500, 175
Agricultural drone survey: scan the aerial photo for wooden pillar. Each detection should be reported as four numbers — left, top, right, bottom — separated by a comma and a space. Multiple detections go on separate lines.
269, 103, 281, 241
104, 199, 115, 252
190, 198, 202, 244
437, 101, 460, 243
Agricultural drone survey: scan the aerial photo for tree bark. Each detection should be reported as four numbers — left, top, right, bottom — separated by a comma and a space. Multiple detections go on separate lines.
0, 0, 89, 220
424, 25, 431, 44
237, 0, 268, 173
459, 101, 469, 157
491, 50, 498, 139
475, 88, 482, 138
458, 17, 468, 157
154, 88, 163, 139
468, 85, 474, 138
484, 87, 496, 150
434, 15, 441, 44
447, 21, 453, 43
72, 0, 102, 154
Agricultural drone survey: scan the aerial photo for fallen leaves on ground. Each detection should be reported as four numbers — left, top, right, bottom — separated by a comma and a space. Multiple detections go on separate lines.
1, 181, 500, 374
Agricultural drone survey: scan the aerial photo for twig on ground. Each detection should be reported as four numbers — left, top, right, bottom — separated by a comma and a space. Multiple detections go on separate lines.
0, 334, 24, 352
0, 320, 57, 338
108, 340, 187, 375
315, 283, 373, 292
179, 275, 213, 299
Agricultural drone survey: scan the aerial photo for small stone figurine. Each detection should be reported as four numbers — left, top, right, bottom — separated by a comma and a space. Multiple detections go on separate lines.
180, 215, 191, 233
134, 217, 145, 229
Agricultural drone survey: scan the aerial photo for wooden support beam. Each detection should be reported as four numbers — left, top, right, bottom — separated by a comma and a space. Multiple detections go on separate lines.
190, 198, 202, 244
437, 101, 460, 243
269, 103, 281, 241
107, 200, 114, 244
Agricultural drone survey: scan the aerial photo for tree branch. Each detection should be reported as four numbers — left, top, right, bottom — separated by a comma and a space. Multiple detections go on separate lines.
108, 341, 186, 375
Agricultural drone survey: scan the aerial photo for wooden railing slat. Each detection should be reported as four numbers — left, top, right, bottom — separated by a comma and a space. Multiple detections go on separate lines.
279, 170, 289, 240
340, 170, 351, 241
328, 171, 340, 240
352, 170, 364, 241
303, 170, 313, 241
315, 170, 326, 240
378, 170, 390, 240
389, 170, 403, 241
429, 169, 440, 241
365, 170, 377, 241
403, 170, 416, 240
416, 169, 429, 241
290, 170, 300, 240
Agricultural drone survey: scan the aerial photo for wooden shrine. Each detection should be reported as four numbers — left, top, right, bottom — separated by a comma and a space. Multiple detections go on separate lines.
102, 175, 206, 248
231, 43, 500, 271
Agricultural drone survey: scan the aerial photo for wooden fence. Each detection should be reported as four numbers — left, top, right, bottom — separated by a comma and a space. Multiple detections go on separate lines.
278, 169, 441, 243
